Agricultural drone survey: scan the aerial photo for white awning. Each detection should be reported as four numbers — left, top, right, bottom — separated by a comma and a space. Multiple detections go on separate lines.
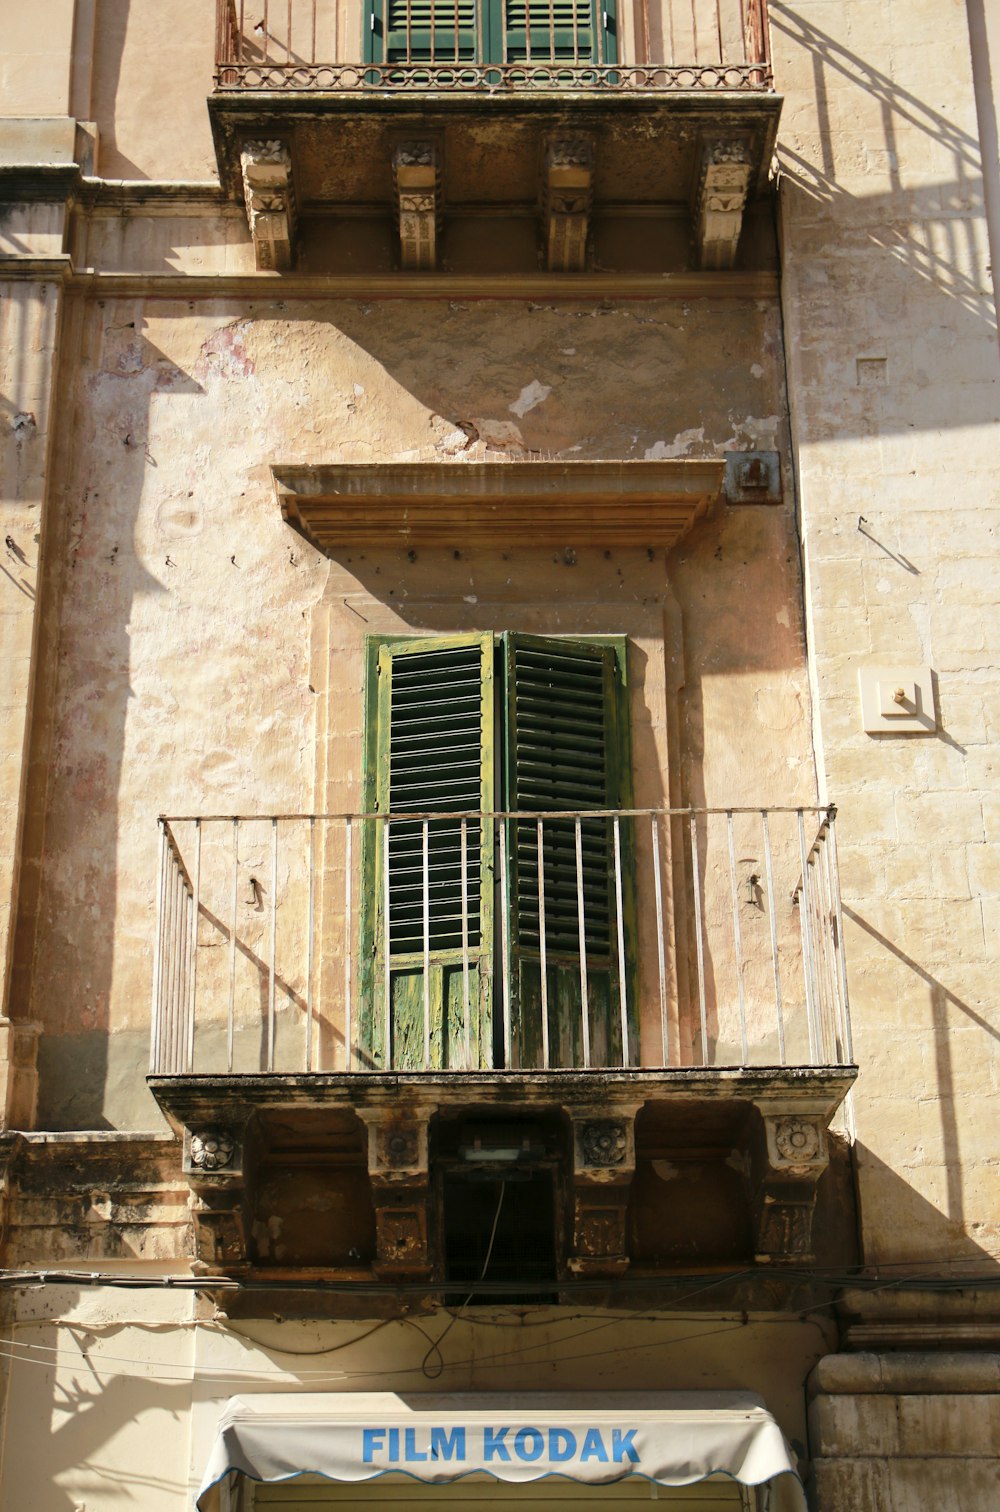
197, 1392, 806, 1511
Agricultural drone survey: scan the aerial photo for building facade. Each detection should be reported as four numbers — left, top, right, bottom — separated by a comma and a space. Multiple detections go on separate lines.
1, 0, 999, 1507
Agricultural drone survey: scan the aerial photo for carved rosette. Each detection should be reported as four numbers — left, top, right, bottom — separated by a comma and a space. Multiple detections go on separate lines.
773, 1116, 823, 1166
544, 133, 595, 272
693, 136, 754, 270
392, 142, 441, 271
189, 1128, 236, 1172
581, 1120, 628, 1168
240, 139, 298, 272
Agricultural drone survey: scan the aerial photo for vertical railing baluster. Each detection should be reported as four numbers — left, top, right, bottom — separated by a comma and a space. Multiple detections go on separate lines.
268, 817, 277, 1072
344, 816, 353, 1072
613, 815, 629, 1068
239, 0, 246, 62
263, 0, 270, 59
726, 810, 748, 1065
150, 821, 167, 1073
186, 820, 202, 1074
383, 818, 392, 1069
814, 829, 834, 1062
689, 810, 709, 1065
165, 857, 178, 1074
651, 813, 669, 1067
422, 818, 431, 1070
305, 816, 315, 1072
826, 808, 853, 1063
499, 819, 512, 1067
760, 810, 785, 1065
461, 817, 471, 1068
537, 818, 549, 1069
228, 818, 238, 1074
574, 817, 591, 1070
796, 810, 820, 1064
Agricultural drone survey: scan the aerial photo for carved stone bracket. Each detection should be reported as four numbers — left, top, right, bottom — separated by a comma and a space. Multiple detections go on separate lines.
565, 1104, 641, 1278
392, 142, 441, 271
543, 134, 595, 272
747, 1106, 831, 1264
357, 1107, 436, 1279
240, 139, 298, 272
692, 136, 754, 271
183, 1123, 250, 1273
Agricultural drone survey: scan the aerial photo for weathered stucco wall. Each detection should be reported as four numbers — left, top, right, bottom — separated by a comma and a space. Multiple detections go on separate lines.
776, 0, 1000, 1272
19, 292, 810, 1128
0, 1282, 834, 1512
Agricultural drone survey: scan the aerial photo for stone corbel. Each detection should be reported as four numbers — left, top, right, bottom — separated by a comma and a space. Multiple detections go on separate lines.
565, 1105, 641, 1277
543, 134, 595, 272
392, 143, 441, 271
240, 139, 298, 272
184, 1123, 250, 1272
747, 1107, 830, 1264
692, 136, 754, 271
0, 1133, 25, 1262
357, 1107, 436, 1278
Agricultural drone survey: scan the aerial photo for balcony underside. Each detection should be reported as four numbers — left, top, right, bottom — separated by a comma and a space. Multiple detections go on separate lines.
210, 90, 782, 271
150, 1065, 856, 1280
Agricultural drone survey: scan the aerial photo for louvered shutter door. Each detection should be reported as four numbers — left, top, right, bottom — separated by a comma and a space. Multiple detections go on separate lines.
503, 633, 634, 1068
367, 0, 479, 63
500, 0, 616, 64
365, 635, 495, 1070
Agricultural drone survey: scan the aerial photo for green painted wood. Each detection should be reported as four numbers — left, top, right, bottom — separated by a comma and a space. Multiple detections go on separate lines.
364, 0, 614, 64
502, 633, 635, 1069
360, 634, 495, 1070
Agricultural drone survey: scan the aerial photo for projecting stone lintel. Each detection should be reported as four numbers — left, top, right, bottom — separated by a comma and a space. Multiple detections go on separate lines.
273, 458, 726, 550
543, 133, 595, 272
392, 141, 441, 271
692, 135, 754, 270
240, 139, 298, 271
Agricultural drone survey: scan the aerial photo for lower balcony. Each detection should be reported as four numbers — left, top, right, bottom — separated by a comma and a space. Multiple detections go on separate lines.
149, 804, 851, 1079
147, 806, 855, 1281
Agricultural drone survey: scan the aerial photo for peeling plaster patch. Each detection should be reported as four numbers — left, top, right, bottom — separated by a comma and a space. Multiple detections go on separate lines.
727, 414, 781, 451
470, 418, 525, 453
750, 363, 765, 379
776, 606, 791, 628
198, 321, 255, 380
652, 1160, 679, 1182
353, 384, 365, 396
509, 380, 552, 417
644, 428, 705, 460
560, 348, 577, 356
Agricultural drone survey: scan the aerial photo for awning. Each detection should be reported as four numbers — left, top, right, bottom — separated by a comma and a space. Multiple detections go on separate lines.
197, 1392, 806, 1511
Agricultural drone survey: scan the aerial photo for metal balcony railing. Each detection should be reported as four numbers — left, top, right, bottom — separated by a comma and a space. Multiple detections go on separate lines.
149, 806, 851, 1077
214, 0, 773, 91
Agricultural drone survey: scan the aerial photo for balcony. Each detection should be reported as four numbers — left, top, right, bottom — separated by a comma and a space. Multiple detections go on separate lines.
208, 0, 782, 273
148, 806, 855, 1278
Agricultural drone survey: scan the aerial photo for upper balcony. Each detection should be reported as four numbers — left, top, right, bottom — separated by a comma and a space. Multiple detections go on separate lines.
208, 0, 782, 273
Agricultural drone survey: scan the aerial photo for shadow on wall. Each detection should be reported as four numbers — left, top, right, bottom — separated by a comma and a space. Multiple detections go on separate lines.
845, 904, 1000, 1265
771, 1, 999, 432
15, 323, 203, 1131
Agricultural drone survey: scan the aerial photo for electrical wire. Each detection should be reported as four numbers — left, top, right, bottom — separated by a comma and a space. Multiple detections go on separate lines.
421, 1179, 507, 1380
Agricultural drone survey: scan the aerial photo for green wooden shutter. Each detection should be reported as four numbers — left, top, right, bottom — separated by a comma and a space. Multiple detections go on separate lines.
366, 0, 478, 63
365, 0, 614, 64
500, 0, 616, 64
361, 634, 495, 1070
502, 633, 635, 1068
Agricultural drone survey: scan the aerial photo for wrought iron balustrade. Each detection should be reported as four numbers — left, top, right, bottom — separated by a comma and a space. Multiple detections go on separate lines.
214, 0, 773, 90
149, 805, 851, 1077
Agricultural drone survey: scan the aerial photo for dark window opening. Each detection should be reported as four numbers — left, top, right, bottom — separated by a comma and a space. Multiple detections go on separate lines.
442, 1168, 558, 1304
